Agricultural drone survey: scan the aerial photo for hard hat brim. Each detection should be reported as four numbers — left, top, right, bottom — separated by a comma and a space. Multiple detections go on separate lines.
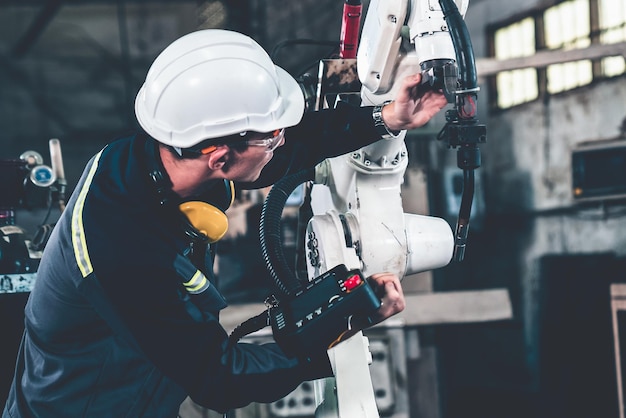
272, 66, 306, 131
135, 65, 305, 148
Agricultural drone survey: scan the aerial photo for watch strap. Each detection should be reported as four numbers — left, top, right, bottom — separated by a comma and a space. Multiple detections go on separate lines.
372, 101, 401, 139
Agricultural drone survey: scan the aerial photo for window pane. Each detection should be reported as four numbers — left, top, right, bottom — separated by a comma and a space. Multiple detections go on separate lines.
547, 61, 593, 93
496, 69, 538, 108
544, 0, 592, 93
494, 18, 538, 108
599, 0, 626, 76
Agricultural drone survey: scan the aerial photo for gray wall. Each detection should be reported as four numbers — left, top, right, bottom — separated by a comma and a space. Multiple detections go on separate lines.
443, 0, 626, 408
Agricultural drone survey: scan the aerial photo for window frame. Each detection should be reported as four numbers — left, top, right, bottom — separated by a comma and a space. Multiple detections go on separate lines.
486, 0, 625, 112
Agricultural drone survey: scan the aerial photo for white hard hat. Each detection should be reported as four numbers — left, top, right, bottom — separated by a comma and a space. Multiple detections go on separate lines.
135, 29, 305, 148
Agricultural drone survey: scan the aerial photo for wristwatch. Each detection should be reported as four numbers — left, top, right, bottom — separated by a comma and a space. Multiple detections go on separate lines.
372, 101, 401, 139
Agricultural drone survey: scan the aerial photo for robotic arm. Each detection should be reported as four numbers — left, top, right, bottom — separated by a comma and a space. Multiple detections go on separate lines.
305, 0, 478, 283
306, 0, 484, 416
258, 0, 484, 416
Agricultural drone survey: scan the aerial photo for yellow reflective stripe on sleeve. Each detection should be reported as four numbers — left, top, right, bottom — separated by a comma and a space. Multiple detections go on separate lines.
183, 270, 209, 293
71, 151, 103, 278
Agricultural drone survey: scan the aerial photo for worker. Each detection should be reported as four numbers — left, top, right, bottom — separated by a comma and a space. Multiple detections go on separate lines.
3, 29, 447, 417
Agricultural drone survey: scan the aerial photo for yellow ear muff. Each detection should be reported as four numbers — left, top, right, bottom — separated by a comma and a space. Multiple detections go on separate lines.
179, 201, 228, 243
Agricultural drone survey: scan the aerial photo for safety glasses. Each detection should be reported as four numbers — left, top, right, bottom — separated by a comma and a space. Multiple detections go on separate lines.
244, 128, 285, 152
175, 128, 285, 157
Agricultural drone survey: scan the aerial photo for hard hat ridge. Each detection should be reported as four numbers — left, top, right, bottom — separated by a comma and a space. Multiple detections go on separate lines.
135, 29, 305, 148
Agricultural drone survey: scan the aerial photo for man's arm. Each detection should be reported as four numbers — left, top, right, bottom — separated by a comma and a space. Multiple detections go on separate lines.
239, 73, 447, 189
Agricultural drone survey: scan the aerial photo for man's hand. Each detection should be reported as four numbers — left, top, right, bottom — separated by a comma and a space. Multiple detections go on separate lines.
366, 272, 406, 326
381, 73, 448, 132
329, 272, 405, 348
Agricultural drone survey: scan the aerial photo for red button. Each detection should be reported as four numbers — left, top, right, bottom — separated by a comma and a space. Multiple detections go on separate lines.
344, 274, 362, 291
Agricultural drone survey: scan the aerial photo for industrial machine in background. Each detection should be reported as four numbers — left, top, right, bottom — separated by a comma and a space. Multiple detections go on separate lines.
0, 138, 66, 279
0, 138, 66, 407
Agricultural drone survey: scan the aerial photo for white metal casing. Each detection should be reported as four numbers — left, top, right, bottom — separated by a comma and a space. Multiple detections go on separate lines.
407, 0, 468, 64
357, 0, 409, 95
307, 135, 453, 281
406, 0, 469, 39
358, 0, 468, 98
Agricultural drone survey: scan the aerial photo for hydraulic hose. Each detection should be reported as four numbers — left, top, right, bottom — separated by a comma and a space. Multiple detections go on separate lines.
438, 0, 485, 261
439, 0, 478, 91
259, 168, 315, 299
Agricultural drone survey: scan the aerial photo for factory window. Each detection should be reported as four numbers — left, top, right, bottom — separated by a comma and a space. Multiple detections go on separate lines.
544, 0, 592, 94
494, 18, 538, 108
490, 0, 625, 110
599, 0, 626, 76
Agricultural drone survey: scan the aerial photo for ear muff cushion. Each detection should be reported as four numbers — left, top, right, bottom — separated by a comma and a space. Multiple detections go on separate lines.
179, 201, 229, 243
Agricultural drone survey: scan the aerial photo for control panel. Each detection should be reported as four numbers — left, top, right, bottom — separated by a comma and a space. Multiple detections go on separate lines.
270, 264, 381, 358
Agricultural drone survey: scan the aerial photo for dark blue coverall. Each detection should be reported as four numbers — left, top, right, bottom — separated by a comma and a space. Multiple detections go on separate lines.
3, 103, 383, 417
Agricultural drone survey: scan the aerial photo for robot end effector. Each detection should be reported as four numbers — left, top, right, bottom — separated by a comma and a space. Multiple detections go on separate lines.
357, 0, 469, 103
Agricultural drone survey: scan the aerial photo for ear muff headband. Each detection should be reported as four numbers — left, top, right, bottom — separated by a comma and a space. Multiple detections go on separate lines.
178, 180, 233, 243
179, 201, 228, 244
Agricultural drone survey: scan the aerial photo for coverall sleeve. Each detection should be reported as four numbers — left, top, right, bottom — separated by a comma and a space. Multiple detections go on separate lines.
95, 256, 331, 413
238, 102, 381, 189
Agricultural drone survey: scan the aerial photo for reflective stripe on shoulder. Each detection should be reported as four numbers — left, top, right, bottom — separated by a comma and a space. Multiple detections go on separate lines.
72, 151, 103, 278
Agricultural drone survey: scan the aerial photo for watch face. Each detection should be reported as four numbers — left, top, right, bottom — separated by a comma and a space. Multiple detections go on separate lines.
30, 165, 56, 188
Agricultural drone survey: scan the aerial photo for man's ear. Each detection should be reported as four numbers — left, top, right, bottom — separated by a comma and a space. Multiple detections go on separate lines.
206, 145, 230, 170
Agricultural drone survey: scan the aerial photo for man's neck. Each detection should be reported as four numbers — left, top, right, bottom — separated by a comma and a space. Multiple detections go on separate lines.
159, 145, 220, 199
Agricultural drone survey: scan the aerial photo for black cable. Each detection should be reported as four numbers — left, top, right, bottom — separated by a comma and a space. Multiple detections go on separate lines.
227, 310, 270, 348
438, 0, 478, 90
259, 168, 315, 300
40, 188, 54, 226
31, 223, 54, 252
30, 188, 57, 252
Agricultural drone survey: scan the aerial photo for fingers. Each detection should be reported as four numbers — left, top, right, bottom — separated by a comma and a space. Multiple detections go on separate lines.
381, 72, 448, 133
368, 272, 400, 292
389, 72, 447, 130
395, 73, 423, 103
404, 73, 422, 89
367, 273, 406, 322
381, 280, 405, 314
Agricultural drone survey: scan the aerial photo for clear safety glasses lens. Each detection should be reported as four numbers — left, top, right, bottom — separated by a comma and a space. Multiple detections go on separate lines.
246, 129, 285, 152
